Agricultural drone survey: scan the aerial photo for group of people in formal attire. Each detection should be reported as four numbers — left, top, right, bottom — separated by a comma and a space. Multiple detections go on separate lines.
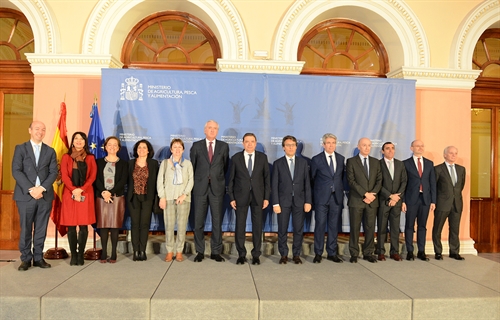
12, 120, 465, 271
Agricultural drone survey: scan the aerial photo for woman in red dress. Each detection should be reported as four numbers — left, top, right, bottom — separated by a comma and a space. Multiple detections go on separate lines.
60, 132, 97, 266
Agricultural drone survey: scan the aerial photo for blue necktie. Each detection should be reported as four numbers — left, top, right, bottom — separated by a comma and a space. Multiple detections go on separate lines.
329, 155, 335, 176
247, 154, 252, 176
329, 155, 335, 193
35, 144, 41, 186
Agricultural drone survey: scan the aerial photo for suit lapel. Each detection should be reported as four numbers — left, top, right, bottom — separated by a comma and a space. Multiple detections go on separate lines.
355, 156, 368, 179
25, 142, 37, 168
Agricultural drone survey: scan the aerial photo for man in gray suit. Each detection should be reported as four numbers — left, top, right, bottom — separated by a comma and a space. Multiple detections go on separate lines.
12, 121, 58, 271
433, 146, 466, 261
346, 137, 382, 263
376, 142, 407, 261
190, 120, 229, 262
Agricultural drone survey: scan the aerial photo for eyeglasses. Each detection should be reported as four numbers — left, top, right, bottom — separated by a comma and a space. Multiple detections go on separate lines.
284, 144, 296, 147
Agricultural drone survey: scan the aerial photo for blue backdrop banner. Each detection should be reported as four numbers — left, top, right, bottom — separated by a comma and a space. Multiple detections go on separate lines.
101, 69, 415, 233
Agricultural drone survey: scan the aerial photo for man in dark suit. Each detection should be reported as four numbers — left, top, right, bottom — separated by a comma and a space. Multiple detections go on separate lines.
190, 120, 229, 262
346, 138, 382, 263
376, 142, 407, 261
272, 135, 312, 264
310, 133, 345, 264
229, 133, 270, 265
12, 121, 58, 271
402, 140, 436, 261
433, 146, 466, 261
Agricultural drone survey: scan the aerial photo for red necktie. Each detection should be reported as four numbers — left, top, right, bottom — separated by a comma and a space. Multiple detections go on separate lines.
417, 157, 423, 192
208, 142, 213, 163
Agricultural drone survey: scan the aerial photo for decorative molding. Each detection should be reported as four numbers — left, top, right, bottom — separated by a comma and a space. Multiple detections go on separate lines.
25, 54, 123, 75
82, 0, 248, 60
273, 0, 429, 68
216, 59, 304, 74
387, 67, 482, 89
425, 239, 478, 256
451, 0, 500, 69
11, 0, 59, 53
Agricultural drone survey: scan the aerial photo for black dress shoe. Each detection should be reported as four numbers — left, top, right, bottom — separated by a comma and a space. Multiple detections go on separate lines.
327, 255, 343, 263
449, 253, 465, 260
133, 251, 140, 261
279, 256, 288, 264
435, 253, 443, 260
313, 254, 322, 263
18, 261, 31, 271
194, 253, 204, 262
363, 255, 377, 263
210, 254, 225, 262
350, 256, 358, 263
251, 257, 260, 265
292, 256, 302, 264
417, 252, 429, 261
140, 251, 147, 261
33, 259, 51, 268
406, 252, 415, 261
236, 256, 247, 265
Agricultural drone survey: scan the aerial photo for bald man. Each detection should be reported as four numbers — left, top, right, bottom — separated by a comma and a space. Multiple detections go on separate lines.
12, 121, 58, 271
402, 140, 436, 261
346, 138, 382, 263
432, 146, 466, 261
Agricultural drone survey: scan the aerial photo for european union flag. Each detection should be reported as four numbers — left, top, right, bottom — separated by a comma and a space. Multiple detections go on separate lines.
88, 101, 106, 159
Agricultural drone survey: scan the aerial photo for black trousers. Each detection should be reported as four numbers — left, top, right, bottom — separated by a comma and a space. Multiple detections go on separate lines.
129, 195, 153, 252
235, 193, 262, 258
277, 204, 305, 257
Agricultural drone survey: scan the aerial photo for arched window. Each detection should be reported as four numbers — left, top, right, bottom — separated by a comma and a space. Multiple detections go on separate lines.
473, 28, 500, 78
122, 12, 221, 71
298, 19, 389, 77
0, 8, 34, 62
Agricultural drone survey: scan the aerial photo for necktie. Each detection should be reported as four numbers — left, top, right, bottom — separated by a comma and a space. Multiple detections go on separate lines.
208, 141, 213, 163
388, 160, 394, 179
35, 144, 41, 186
34, 144, 40, 165
450, 164, 456, 186
418, 157, 423, 192
329, 155, 335, 176
289, 158, 294, 180
363, 157, 369, 179
247, 154, 252, 176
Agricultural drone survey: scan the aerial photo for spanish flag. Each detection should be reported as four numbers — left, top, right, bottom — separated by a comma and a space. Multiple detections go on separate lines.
50, 102, 69, 236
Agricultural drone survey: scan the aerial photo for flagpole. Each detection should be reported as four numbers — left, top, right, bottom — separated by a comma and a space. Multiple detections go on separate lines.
44, 102, 69, 260
84, 97, 103, 261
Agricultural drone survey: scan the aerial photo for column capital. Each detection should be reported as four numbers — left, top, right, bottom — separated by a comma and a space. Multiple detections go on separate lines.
387, 67, 482, 89
25, 54, 123, 76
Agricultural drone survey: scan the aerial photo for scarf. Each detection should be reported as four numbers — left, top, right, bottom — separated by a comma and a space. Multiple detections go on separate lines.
170, 155, 183, 185
70, 147, 87, 168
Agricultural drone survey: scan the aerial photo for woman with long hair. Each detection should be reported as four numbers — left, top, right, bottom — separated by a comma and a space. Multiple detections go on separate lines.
157, 139, 194, 262
60, 132, 97, 266
95, 136, 128, 263
127, 140, 159, 261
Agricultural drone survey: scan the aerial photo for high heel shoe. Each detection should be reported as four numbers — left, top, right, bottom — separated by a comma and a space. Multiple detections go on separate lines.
175, 253, 184, 262
140, 251, 147, 261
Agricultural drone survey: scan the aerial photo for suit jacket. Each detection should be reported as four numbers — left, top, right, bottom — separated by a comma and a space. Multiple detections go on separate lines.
310, 152, 345, 205
190, 139, 229, 197
346, 155, 382, 208
12, 141, 58, 202
127, 158, 159, 203
95, 158, 128, 198
228, 151, 270, 206
271, 156, 312, 208
434, 162, 465, 212
379, 158, 407, 206
403, 156, 436, 206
